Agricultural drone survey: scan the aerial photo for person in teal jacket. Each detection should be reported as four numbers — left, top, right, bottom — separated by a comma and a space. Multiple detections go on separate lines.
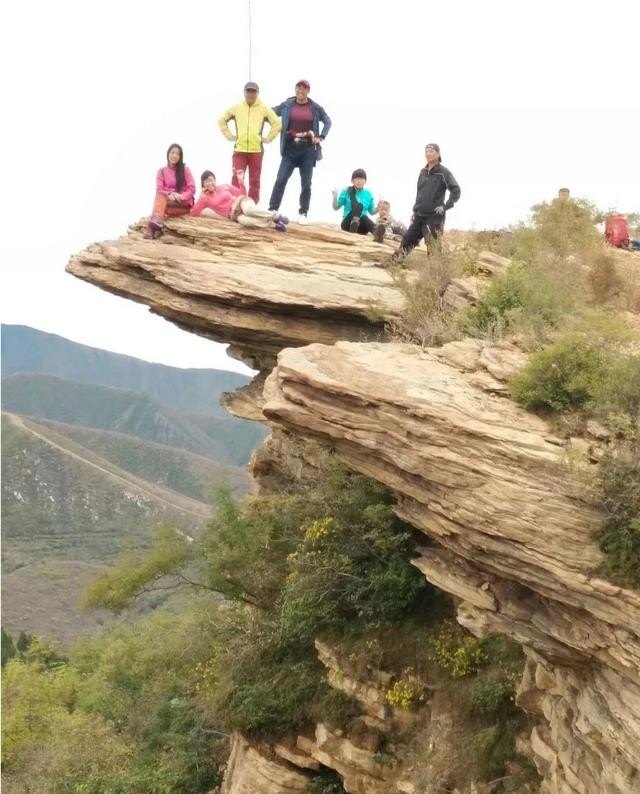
332, 169, 378, 234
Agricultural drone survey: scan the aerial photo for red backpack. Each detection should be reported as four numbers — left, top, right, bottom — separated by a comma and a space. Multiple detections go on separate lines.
605, 214, 630, 248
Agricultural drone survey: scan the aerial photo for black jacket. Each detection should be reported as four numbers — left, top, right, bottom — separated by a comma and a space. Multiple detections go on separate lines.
412, 163, 461, 216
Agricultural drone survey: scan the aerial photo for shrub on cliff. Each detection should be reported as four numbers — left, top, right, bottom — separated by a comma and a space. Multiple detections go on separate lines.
195, 467, 429, 737
509, 314, 638, 413
83, 461, 430, 739
390, 250, 462, 347
461, 260, 578, 341
597, 432, 640, 587
461, 198, 630, 345
509, 313, 640, 587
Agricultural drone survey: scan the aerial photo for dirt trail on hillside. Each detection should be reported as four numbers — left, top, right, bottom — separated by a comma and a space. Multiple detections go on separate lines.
4, 412, 212, 520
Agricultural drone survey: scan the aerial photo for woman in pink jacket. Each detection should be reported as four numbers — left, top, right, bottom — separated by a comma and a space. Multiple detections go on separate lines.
144, 143, 196, 239
191, 169, 289, 231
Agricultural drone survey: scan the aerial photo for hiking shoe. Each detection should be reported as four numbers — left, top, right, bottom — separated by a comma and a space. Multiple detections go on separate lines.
349, 217, 360, 233
298, 213, 309, 225
274, 220, 288, 232
149, 214, 164, 231
373, 223, 386, 243
390, 248, 407, 264
143, 224, 155, 239
275, 214, 289, 225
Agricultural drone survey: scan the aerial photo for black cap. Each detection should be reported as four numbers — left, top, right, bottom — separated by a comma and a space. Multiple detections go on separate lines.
244, 81, 259, 91
351, 168, 367, 180
425, 142, 442, 162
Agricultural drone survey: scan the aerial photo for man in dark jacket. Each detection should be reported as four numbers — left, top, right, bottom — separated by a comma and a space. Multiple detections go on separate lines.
392, 143, 461, 259
267, 80, 332, 225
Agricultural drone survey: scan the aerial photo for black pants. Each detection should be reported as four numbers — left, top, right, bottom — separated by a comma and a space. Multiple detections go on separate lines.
341, 214, 376, 234
268, 142, 317, 214
400, 213, 444, 251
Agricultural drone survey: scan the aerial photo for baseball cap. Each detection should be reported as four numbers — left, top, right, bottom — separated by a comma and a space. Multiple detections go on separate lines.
296, 79, 311, 90
244, 81, 259, 91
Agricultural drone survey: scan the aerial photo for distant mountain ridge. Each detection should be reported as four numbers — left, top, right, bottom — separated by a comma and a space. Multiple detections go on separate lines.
1, 325, 267, 466
1, 324, 263, 643
1, 324, 249, 417
2, 373, 247, 463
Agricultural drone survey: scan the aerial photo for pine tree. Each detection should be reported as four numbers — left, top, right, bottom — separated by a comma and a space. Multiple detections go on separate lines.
1, 627, 16, 666
16, 630, 31, 653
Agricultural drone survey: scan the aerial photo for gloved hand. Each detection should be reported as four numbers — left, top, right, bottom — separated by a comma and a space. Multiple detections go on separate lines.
434, 206, 445, 215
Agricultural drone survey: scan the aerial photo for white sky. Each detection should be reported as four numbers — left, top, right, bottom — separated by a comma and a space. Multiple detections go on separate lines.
2, 0, 639, 373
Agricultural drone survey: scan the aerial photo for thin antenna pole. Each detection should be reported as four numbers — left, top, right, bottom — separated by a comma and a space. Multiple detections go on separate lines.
247, 0, 253, 80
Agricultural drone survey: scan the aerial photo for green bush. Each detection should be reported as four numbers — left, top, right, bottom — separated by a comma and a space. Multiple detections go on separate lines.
473, 719, 522, 782
597, 436, 640, 587
471, 678, 516, 719
592, 355, 640, 419
520, 197, 600, 259
305, 773, 346, 794
187, 465, 430, 739
510, 334, 607, 410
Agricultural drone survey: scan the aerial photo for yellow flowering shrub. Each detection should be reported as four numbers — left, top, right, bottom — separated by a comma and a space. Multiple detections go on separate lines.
304, 517, 335, 544
431, 626, 489, 677
385, 679, 418, 710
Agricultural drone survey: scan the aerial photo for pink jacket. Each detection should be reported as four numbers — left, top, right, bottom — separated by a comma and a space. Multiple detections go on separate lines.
156, 165, 196, 205
191, 184, 246, 219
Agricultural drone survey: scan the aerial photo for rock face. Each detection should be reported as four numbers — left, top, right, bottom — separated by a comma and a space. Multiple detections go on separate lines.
68, 223, 639, 793
262, 340, 640, 794
221, 735, 310, 794
66, 217, 402, 370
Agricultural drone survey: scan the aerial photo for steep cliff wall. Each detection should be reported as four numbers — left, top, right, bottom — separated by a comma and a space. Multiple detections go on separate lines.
67, 219, 639, 794
262, 340, 640, 794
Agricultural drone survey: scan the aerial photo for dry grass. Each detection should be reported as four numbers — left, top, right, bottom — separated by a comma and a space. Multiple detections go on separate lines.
389, 250, 463, 347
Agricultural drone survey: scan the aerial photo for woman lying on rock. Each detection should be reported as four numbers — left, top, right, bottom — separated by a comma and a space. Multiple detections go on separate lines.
144, 143, 196, 239
191, 169, 289, 231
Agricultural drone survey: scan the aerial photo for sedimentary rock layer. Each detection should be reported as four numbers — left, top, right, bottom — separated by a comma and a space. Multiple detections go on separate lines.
66, 218, 401, 369
262, 340, 640, 794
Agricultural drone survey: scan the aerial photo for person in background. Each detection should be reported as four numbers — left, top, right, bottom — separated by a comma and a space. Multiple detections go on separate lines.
557, 187, 571, 201
218, 82, 282, 203
144, 143, 196, 239
332, 169, 377, 234
373, 200, 407, 243
191, 169, 289, 231
392, 143, 461, 260
268, 79, 332, 225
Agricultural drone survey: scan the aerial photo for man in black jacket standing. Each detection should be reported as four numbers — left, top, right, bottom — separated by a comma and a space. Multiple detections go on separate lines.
392, 143, 461, 260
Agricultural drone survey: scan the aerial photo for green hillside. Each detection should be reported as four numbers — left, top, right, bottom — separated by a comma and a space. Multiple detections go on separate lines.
1, 373, 264, 465
1, 324, 249, 418
1, 413, 210, 571
1, 327, 264, 645
37, 418, 247, 502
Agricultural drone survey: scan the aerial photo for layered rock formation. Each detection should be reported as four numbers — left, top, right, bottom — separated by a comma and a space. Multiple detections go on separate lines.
67, 218, 401, 370
262, 340, 640, 794
67, 220, 639, 794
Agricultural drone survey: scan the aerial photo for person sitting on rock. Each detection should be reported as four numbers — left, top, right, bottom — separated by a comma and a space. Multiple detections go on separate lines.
373, 200, 407, 243
191, 169, 289, 231
144, 143, 196, 239
332, 169, 377, 235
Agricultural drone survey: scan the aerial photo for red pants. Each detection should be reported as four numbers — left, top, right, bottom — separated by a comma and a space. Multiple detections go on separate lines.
232, 151, 263, 203
152, 193, 191, 218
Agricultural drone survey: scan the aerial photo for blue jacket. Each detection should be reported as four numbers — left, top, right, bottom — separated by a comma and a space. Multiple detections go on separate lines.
336, 187, 376, 218
272, 97, 332, 159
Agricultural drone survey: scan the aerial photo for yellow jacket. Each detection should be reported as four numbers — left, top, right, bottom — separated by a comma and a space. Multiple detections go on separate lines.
218, 99, 282, 153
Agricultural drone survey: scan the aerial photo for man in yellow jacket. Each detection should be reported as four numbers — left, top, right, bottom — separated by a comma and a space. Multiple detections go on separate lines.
218, 82, 282, 203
